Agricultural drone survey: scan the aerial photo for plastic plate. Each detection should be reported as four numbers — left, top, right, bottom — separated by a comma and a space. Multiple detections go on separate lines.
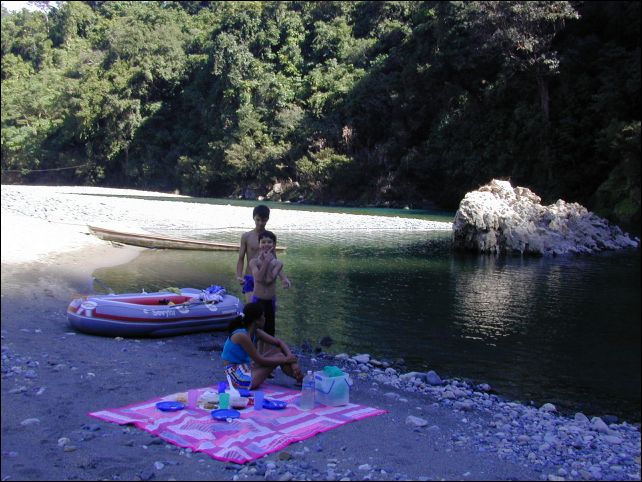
263, 399, 287, 410
211, 409, 240, 421
156, 401, 185, 412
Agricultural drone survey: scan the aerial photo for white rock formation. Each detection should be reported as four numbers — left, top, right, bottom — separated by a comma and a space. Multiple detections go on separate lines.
452, 179, 639, 255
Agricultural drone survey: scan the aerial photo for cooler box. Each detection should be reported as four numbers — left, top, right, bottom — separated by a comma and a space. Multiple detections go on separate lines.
314, 371, 352, 406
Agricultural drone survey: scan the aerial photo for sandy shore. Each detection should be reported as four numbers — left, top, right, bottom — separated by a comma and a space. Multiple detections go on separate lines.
1, 185, 451, 265
1, 185, 639, 481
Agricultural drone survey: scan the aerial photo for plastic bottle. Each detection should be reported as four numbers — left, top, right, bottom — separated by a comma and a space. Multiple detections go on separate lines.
300, 370, 315, 410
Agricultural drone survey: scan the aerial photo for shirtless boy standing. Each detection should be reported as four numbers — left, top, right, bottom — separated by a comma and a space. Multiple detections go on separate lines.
236, 205, 290, 302
248, 230, 286, 337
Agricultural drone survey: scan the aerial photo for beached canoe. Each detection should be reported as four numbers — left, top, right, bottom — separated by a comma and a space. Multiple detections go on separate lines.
88, 225, 238, 251
67, 287, 243, 337
88, 225, 286, 251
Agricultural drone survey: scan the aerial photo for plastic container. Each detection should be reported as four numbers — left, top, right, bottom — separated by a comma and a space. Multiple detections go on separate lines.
314, 370, 352, 406
187, 389, 199, 409
299, 371, 315, 410
230, 396, 249, 409
253, 391, 264, 411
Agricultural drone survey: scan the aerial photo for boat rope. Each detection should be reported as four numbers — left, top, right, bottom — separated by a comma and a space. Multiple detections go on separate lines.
92, 277, 115, 294
3, 209, 87, 226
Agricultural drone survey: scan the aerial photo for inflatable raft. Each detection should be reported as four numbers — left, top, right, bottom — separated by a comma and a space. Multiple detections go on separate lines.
67, 287, 242, 337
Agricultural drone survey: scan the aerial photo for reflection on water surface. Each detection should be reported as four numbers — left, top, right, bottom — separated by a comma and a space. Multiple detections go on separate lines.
93, 229, 641, 421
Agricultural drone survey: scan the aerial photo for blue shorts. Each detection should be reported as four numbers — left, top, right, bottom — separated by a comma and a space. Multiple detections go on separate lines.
242, 275, 254, 294
251, 296, 276, 336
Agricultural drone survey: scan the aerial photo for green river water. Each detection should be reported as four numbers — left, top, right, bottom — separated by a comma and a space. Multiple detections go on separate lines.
92, 199, 641, 422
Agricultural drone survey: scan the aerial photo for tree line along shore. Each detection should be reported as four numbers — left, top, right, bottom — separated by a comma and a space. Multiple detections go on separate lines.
1, 1, 640, 231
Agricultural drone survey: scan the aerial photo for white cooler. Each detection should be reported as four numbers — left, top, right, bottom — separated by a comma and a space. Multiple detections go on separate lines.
314, 371, 352, 406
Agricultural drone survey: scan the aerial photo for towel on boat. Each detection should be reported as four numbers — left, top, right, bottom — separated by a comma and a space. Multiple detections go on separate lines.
203, 284, 226, 302
89, 384, 386, 464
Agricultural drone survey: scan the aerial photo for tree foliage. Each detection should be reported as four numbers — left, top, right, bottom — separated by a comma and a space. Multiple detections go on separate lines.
1, 1, 639, 228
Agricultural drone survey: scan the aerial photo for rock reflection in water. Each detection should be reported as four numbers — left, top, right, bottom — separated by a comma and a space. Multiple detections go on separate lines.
453, 256, 534, 341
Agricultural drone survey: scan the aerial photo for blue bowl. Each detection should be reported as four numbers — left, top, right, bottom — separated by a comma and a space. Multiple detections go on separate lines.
263, 399, 287, 410
211, 409, 240, 421
156, 401, 185, 412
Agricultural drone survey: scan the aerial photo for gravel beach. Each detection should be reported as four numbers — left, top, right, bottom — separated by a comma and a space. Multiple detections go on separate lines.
1, 185, 640, 481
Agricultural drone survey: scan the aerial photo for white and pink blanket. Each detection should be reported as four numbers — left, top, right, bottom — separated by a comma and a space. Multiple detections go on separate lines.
89, 384, 386, 464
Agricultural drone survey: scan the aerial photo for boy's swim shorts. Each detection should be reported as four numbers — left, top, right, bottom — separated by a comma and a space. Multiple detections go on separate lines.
251, 296, 277, 336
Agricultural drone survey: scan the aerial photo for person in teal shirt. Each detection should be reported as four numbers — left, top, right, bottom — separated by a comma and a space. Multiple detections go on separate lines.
222, 302, 302, 389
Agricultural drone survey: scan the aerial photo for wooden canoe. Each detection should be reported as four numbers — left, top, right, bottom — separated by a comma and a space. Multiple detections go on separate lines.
88, 225, 286, 251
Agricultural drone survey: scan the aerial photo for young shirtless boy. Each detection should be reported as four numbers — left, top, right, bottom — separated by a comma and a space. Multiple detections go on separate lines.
248, 230, 286, 337
236, 205, 290, 302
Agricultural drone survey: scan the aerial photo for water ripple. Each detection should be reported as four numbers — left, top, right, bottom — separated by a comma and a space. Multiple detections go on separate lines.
93, 230, 641, 421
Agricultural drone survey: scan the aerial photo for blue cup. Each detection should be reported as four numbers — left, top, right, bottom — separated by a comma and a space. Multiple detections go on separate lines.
218, 381, 227, 394
253, 391, 264, 410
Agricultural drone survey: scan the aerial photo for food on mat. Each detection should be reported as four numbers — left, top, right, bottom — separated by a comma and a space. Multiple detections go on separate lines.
230, 396, 249, 409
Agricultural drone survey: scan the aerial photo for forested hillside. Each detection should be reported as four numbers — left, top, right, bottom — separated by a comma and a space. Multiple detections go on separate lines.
2, 1, 640, 227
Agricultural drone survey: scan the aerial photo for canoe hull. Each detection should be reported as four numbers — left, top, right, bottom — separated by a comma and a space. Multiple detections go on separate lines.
67, 289, 243, 337
88, 225, 286, 251
88, 225, 239, 251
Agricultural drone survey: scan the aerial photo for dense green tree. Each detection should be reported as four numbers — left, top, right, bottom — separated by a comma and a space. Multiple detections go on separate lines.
1, 1, 639, 228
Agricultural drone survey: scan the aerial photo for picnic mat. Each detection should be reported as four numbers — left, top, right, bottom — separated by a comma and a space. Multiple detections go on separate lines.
89, 384, 387, 464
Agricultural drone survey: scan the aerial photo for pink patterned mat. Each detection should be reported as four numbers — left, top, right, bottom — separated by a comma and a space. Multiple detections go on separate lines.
89, 384, 387, 464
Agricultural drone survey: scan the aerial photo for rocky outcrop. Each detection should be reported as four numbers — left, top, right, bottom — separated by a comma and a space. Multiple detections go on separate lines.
452, 179, 639, 255
265, 179, 303, 202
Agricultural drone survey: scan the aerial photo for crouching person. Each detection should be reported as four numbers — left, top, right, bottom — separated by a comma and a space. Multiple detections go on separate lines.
221, 302, 303, 389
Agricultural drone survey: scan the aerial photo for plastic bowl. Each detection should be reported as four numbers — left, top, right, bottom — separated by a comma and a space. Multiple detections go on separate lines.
230, 396, 249, 409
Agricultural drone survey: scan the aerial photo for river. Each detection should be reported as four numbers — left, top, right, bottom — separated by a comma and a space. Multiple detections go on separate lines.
91, 199, 641, 423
